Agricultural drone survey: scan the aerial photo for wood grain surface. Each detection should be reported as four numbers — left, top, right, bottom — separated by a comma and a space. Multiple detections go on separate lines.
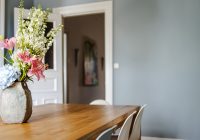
0, 104, 139, 140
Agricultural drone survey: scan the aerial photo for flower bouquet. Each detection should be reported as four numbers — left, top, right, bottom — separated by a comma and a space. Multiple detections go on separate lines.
0, 0, 62, 123
0, 1, 62, 89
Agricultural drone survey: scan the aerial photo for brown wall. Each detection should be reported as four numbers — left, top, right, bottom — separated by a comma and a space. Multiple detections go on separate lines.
64, 14, 105, 104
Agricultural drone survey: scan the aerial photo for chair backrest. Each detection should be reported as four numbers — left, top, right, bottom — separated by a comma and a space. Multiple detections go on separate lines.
129, 104, 147, 140
117, 111, 137, 140
90, 99, 110, 105
96, 125, 117, 140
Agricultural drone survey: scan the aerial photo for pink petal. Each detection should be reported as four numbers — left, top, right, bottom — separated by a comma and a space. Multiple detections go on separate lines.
7, 37, 16, 50
28, 58, 46, 80
0, 38, 16, 50
18, 51, 31, 63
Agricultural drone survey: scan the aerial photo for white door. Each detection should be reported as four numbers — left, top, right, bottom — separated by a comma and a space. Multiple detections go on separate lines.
14, 8, 63, 105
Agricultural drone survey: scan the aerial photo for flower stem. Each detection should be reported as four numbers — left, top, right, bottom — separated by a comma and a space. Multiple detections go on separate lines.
0, 51, 12, 64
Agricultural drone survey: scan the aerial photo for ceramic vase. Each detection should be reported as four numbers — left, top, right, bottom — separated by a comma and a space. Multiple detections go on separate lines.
0, 82, 32, 123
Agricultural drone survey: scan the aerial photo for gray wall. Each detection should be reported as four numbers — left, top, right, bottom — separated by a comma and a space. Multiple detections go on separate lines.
9, 0, 199, 139
114, 0, 200, 140
5, 0, 33, 38
34, 0, 110, 8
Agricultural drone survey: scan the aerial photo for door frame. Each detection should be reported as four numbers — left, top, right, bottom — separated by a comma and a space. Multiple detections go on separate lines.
53, 1, 113, 104
0, 0, 5, 66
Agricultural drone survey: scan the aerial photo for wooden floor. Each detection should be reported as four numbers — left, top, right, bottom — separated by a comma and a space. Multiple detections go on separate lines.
112, 135, 183, 140
142, 136, 184, 140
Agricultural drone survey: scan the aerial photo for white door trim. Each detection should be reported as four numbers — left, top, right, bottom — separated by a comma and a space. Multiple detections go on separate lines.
53, 1, 113, 104
63, 33, 67, 104
0, 0, 5, 66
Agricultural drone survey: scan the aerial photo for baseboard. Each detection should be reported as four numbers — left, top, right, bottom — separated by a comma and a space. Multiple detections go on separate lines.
142, 136, 184, 140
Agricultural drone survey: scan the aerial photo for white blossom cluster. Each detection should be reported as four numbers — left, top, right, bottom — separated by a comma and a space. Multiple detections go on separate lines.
13, 4, 62, 82
16, 7, 62, 58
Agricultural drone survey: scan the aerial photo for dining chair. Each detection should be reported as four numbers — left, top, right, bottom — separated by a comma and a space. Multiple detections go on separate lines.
90, 99, 110, 105
96, 125, 117, 140
112, 104, 146, 140
129, 104, 147, 140
112, 111, 137, 140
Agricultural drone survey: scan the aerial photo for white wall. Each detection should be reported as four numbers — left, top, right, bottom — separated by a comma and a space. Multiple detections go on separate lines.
0, 0, 5, 66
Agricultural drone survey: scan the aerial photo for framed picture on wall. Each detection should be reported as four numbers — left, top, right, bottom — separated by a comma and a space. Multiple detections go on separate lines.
83, 39, 98, 86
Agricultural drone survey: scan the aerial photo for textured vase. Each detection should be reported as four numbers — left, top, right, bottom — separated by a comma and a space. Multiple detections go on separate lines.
0, 82, 32, 123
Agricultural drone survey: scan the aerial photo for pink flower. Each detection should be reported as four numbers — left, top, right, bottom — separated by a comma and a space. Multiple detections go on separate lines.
0, 37, 16, 50
8, 37, 16, 49
18, 51, 31, 63
27, 57, 46, 80
0, 39, 9, 49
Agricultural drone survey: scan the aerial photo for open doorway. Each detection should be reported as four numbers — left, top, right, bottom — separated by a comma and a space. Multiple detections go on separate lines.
64, 14, 105, 104
53, 1, 113, 104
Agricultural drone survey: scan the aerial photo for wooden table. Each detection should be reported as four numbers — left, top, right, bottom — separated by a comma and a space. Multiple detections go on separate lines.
0, 104, 139, 140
